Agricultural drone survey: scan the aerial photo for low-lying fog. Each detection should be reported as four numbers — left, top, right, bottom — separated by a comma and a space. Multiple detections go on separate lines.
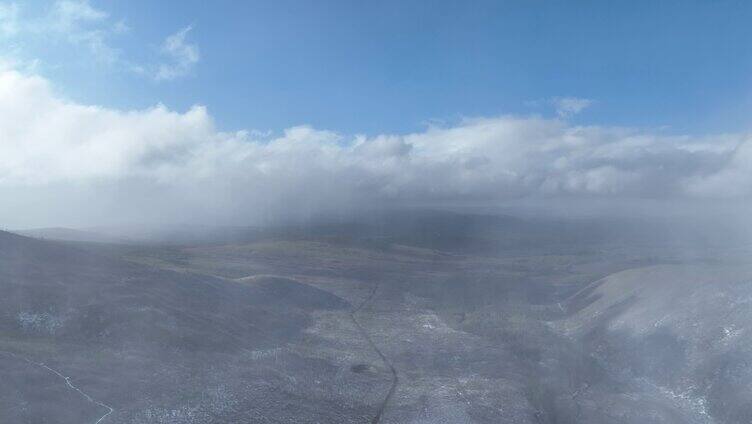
3, 205, 752, 423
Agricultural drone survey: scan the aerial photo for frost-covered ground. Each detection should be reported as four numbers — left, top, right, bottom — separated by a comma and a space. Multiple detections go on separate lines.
2, 213, 752, 423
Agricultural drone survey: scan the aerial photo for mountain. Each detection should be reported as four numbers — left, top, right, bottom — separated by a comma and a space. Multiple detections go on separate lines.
3, 215, 752, 424
0, 231, 390, 424
14, 227, 133, 244
560, 265, 752, 424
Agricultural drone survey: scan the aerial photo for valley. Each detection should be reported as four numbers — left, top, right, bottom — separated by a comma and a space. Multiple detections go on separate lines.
2, 213, 751, 423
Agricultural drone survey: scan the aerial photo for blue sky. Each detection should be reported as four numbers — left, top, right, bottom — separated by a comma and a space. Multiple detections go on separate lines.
3, 0, 752, 135
3, 1, 752, 227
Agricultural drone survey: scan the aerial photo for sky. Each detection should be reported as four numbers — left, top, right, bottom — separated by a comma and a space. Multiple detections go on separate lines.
1, 0, 752, 228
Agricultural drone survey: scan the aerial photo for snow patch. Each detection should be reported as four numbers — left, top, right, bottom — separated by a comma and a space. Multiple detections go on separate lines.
17, 311, 65, 334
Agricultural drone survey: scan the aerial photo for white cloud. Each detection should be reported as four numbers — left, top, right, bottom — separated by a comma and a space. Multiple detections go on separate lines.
0, 0, 121, 65
0, 69, 749, 227
112, 19, 130, 34
48, 0, 120, 64
0, 1, 198, 79
551, 97, 594, 118
154, 26, 200, 81
50, 0, 108, 30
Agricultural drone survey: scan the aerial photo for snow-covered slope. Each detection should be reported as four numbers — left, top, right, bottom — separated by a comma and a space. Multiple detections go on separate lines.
560, 265, 752, 424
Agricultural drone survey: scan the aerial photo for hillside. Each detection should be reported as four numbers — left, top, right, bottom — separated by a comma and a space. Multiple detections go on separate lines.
3, 225, 751, 423
559, 265, 752, 424
14, 227, 133, 244
0, 231, 392, 424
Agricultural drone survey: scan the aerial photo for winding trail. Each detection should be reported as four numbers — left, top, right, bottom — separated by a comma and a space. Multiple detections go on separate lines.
0, 350, 114, 424
349, 281, 399, 424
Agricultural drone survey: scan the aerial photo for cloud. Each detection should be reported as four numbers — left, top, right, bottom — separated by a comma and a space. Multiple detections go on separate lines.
112, 19, 130, 34
50, 0, 108, 29
0, 1, 198, 79
0, 69, 749, 227
0, 0, 121, 65
154, 26, 200, 81
551, 97, 594, 118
